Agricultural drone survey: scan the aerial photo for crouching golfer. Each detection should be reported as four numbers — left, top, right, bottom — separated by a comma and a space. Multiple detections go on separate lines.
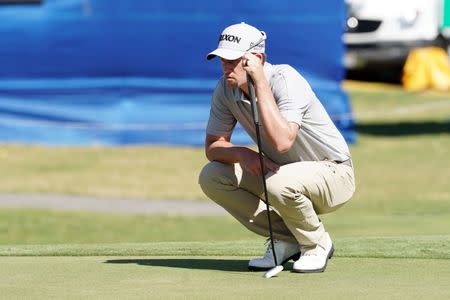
198, 22, 355, 273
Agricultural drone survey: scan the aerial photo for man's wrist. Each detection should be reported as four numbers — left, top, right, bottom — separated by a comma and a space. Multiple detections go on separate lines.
235, 146, 255, 163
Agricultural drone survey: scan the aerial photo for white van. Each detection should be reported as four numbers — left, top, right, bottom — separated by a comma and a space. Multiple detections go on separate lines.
344, 0, 449, 74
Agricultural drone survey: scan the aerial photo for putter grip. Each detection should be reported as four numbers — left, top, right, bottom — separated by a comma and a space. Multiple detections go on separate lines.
246, 74, 259, 124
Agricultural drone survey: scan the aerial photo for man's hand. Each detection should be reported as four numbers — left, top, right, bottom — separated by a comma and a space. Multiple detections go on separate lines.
239, 148, 280, 176
242, 53, 265, 83
241, 53, 299, 153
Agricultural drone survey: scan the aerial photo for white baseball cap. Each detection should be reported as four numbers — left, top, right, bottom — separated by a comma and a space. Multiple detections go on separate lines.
206, 22, 266, 60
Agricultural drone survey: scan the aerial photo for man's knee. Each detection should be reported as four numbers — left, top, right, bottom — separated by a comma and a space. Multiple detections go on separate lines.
198, 161, 220, 192
198, 161, 236, 196
265, 173, 305, 206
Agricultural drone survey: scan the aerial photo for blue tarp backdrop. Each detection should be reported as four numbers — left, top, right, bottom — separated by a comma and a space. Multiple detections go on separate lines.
0, 0, 355, 146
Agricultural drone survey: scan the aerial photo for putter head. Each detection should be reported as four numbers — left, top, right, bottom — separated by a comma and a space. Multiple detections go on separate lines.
262, 265, 284, 278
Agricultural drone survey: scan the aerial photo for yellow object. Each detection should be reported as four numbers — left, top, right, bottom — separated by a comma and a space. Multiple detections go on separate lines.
402, 47, 450, 91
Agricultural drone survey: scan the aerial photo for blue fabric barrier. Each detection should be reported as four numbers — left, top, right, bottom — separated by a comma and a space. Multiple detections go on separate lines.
0, 0, 355, 146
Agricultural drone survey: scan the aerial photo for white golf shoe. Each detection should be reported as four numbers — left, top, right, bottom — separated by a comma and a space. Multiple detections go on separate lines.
248, 239, 301, 271
292, 232, 334, 273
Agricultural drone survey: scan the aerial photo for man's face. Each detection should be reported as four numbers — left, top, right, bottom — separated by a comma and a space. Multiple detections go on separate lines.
220, 57, 246, 88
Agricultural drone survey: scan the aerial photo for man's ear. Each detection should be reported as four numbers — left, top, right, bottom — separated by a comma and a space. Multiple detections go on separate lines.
254, 53, 266, 64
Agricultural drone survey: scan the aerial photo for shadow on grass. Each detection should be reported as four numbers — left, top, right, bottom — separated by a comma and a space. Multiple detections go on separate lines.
105, 258, 253, 272
356, 120, 450, 136
105, 258, 296, 273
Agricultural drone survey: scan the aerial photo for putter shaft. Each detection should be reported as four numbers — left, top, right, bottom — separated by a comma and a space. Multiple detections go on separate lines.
246, 74, 278, 267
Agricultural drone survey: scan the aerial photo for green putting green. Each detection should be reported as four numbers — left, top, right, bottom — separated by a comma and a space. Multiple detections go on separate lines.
1, 255, 449, 299
1, 237, 449, 299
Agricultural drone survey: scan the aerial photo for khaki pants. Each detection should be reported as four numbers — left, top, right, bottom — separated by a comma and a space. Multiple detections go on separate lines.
198, 160, 355, 247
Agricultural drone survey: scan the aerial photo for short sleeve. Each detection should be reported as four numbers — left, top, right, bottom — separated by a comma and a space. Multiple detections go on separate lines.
271, 66, 313, 126
206, 80, 237, 137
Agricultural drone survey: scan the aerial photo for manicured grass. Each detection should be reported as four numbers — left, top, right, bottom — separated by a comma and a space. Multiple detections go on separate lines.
1, 208, 449, 245
1, 236, 449, 259
1, 256, 450, 299
0, 145, 208, 200
344, 80, 450, 121
0, 209, 255, 244
2, 234, 449, 299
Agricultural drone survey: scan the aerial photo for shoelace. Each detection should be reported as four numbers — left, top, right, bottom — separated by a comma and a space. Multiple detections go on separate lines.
302, 248, 317, 256
302, 244, 325, 256
264, 239, 278, 256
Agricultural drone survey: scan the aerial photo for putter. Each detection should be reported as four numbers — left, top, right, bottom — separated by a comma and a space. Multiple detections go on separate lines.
246, 72, 283, 279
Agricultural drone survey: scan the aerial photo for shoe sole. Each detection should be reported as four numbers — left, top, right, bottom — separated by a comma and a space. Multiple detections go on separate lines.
292, 244, 334, 273
248, 252, 301, 271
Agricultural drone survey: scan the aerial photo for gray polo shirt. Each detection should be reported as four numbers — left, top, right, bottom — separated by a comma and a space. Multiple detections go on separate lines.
206, 62, 351, 165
